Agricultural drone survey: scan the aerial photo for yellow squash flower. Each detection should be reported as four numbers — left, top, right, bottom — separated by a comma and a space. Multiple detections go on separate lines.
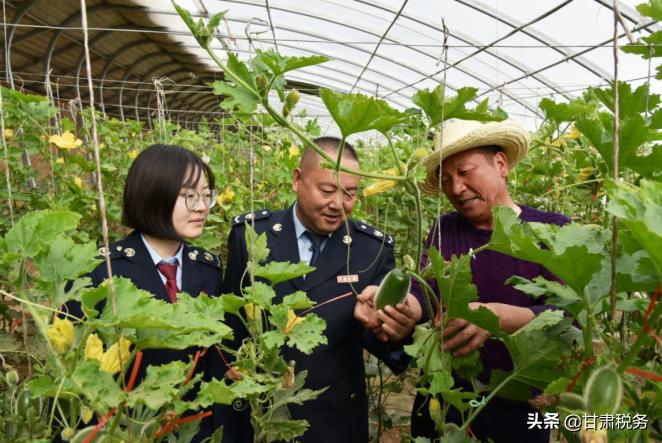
363, 166, 400, 197
55, 157, 64, 164
84, 333, 132, 374
561, 126, 582, 141
429, 398, 441, 413
218, 186, 235, 206
243, 303, 260, 321
412, 147, 427, 161
3, 128, 13, 140
288, 144, 300, 159
47, 317, 74, 354
73, 176, 83, 188
100, 337, 132, 374
50, 131, 83, 150
84, 334, 104, 362
80, 405, 93, 424
284, 310, 304, 334
127, 149, 138, 159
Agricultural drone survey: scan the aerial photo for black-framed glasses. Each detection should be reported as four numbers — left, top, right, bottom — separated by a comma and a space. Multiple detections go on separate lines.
181, 190, 218, 211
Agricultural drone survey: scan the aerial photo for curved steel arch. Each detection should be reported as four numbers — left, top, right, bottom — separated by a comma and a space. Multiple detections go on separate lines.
42, 4, 146, 80
5, 0, 41, 86
348, 0, 572, 104
143, 6, 542, 114
211, 1, 547, 115
116, 53, 173, 121
98, 38, 162, 115
456, 0, 610, 81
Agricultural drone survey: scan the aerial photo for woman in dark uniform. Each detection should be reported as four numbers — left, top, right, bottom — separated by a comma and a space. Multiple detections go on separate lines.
65, 144, 227, 440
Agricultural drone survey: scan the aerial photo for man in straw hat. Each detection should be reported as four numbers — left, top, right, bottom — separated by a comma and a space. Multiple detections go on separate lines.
410, 119, 570, 442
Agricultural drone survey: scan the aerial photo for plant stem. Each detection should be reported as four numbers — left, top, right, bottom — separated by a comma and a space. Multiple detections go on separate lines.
411, 273, 438, 325
202, 45, 407, 182
617, 286, 662, 372
460, 371, 517, 432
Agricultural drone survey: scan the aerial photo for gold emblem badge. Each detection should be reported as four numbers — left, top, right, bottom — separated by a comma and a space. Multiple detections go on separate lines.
124, 248, 135, 257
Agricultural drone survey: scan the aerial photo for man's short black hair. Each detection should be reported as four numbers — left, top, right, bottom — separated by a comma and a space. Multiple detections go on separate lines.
122, 144, 215, 241
478, 145, 504, 160
300, 136, 359, 167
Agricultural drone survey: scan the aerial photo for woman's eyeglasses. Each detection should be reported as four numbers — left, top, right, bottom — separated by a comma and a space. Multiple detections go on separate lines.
181, 190, 218, 211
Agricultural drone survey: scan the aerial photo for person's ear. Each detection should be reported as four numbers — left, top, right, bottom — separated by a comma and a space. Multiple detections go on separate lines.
494, 151, 509, 177
292, 168, 302, 192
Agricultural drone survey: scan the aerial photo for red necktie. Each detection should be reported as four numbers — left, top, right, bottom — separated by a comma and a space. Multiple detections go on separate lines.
157, 262, 179, 303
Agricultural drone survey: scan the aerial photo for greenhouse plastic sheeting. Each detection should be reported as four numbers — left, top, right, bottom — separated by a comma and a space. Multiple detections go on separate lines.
120, 0, 661, 132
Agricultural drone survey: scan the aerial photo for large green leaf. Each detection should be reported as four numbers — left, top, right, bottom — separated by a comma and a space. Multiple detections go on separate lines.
245, 226, 269, 263
72, 361, 126, 411
282, 291, 315, 310
606, 179, 662, 275
3, 210, 80, 258
254, 261, 315, 286
592, 82, 660, 118
319, 88, 410, 137
434, 253, 500, 336
243, 281, 276, 308
127, 361, 188, 410
623, 30, 662, 60
502, 310, 567, 370
252, 49, 330, 77
92, 278, 232, 349
211, 53, 260, 113
413, 86, 507, 127
539, 97, 597, 124
286, 314, 327, 354
35, 235, 100, 304
489, 207, 609, 295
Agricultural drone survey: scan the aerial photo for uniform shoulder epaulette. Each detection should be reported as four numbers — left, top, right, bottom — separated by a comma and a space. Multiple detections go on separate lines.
232, 209, 272, 226
352, 220, 394, 247
186, 246, 222, 269
96, 239, 133, 260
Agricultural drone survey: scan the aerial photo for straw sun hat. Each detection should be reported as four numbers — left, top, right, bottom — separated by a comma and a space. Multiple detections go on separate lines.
421, 119, 530, 194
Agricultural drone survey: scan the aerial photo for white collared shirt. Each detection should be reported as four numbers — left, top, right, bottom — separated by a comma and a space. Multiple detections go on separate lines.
141, 233, 183, 288
292, 204, 329, 265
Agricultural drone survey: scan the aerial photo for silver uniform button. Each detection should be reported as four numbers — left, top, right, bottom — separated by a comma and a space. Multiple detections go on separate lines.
204, 252, 213, 261
374, 230, 383, 238
343, 235, 352, 244
273, 223, 282, 232
124, 248, 135, 257
188, 251, 197, 260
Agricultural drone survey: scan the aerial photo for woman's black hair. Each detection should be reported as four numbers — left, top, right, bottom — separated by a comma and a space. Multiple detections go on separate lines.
122, 144, 215, 241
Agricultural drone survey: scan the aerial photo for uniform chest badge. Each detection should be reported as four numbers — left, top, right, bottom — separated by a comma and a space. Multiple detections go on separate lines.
337, 274, 359, 283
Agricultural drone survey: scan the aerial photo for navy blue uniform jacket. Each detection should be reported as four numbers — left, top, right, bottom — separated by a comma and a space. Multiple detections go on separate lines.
65, 230, 224, 441
223, 207, 409, 443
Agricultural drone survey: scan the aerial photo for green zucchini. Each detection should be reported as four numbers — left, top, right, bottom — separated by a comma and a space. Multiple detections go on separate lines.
375, 267, 411, 310
584, 365, 622, 414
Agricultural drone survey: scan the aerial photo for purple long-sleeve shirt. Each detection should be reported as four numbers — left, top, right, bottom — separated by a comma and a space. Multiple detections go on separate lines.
411, 205, 570, 384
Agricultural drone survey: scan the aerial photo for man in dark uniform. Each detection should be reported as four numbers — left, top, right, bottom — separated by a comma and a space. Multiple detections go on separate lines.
223, 137, 420, 442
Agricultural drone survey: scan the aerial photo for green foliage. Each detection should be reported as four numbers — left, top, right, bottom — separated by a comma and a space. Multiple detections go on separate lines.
319, 88, 411, 137
211, 53, 261, 113
413, 86, 507, 127
606, 179, 662, 274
